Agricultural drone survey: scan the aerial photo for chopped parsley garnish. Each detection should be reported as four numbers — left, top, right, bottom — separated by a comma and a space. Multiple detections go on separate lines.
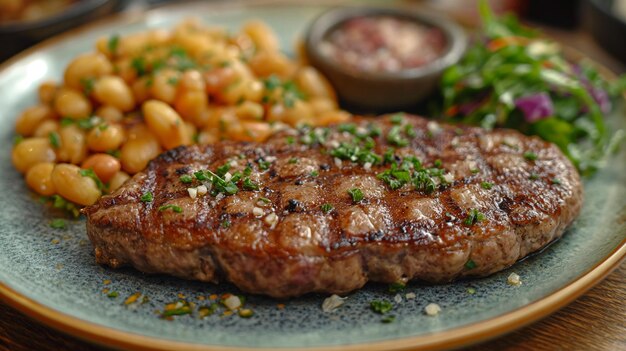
286, 136, 295, 145
383, 148, 396, 164
131, 57, 147, 76
159, 204, 182, 213
465, 259, 477, 270
242, 178, 260, 191
258, 197, 271, 204
262, 75, 306, 108
179, 175, 193, 183
377, 164, 411, 190
160, 301, 192, 318
194, 165, 240, 196
79, 169, 105, 191
80, 77, 95, 95
107, 34, 119, 55
338, 123, 357, 134
198, 303, 219, 318
243, 166, 252, 176
464, 209, 485, 226
529, 173, 540, 180
258, 160, 271, 170
390, 113, 405, 125
106, 149, 121, 158
310, 170, 319, 177
107, 291, 119, 298
348, 188, 364, 203
221, 219, 231, 228
481, 181, 494, 190
404, 124, 416, 137
13, 135, 24, 145
48, 131, 60, 149
40, 195, 81, 218
49, 219, 66, 229
370, 300, 393, 314
329, 140, 381, 166
140, 192, 153, 203
551, 178, 562, 185
381, 315, 396, 323
467, 287, 477, 294
388, 282, 406, 293
288, 157, 298, 164
386, 125, 409, 147
321, 203, 334, 213
167, 77, 179, 86
523, 151, 538, 161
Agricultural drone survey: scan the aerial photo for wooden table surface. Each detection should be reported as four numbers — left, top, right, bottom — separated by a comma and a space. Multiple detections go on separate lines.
1, 11, 625, 351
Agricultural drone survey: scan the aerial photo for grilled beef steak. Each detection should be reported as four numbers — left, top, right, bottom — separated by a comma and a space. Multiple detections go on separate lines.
84, 115, 582, 298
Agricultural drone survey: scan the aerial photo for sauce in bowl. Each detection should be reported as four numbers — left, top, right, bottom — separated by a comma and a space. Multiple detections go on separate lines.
319, 16, 447, 73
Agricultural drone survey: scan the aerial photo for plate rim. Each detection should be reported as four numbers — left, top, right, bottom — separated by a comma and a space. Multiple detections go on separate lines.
0, 1, 625, 350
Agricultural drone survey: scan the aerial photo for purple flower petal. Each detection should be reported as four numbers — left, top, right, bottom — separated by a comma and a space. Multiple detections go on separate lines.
589, 86, 611, 114
515, 93, 554, 123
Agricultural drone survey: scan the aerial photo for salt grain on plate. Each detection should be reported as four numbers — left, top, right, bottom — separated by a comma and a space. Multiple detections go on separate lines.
507, 273, 522, 286
322, 294, 346, 312
394, 294, 402, 304
424, 303, 441, 316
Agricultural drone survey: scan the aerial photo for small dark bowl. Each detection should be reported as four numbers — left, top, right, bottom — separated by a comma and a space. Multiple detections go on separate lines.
587, 0, 626, 63
0, 0, 121, 61
304, 6, 467, 112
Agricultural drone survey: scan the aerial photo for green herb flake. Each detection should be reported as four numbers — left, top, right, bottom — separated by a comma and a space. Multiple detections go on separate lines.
198, 303, 219, 318
390, 113, 405, 125
347, 188, 364, 203
160, 302, 192, 318
159, 204, 183, 213
242, 178, 260, 191
179, 175, 194, 184
48, 131, 61, 149
529, 173, 540, 180
288, 157, 298, 164
131, 57, 147, 76
464, 209, 485, 226
386, 125, 409, 147
467, 287, 477, 295
243, 166, 252, 176
310, 170, 319, 177
106, 149, 121, 158
551, 178, 562, 185
78, 169, 105, 191
258, 160, 271, 170
381, 315, 396, 323
167, 77, 179, 86
107, 34, 119, 55
464, 259, 477, 270
50, 219, 66, 229
523, 151, 538, 161
80, 77, 95, 95
481, 181, 494, 190
13, 135, 24, 145
321, 203, 334, 213
107, 291, 119, 298
221, 219, 231, 228
388, 282, 406, 293
286, 136, 295, 145
140, 192, 153, 203
370, 300, 393, 314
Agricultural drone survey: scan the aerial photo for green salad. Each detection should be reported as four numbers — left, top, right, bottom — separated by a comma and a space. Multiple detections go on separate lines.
440, 1, 625, 176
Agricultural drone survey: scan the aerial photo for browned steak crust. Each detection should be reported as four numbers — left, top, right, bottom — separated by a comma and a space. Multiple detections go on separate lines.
84, 115, 582, 298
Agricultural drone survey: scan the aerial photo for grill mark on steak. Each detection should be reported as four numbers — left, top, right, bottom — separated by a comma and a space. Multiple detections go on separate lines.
84, 115, 583, 298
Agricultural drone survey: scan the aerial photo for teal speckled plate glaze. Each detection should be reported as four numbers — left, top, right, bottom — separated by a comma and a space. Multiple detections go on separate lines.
0, 1, 625, 351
